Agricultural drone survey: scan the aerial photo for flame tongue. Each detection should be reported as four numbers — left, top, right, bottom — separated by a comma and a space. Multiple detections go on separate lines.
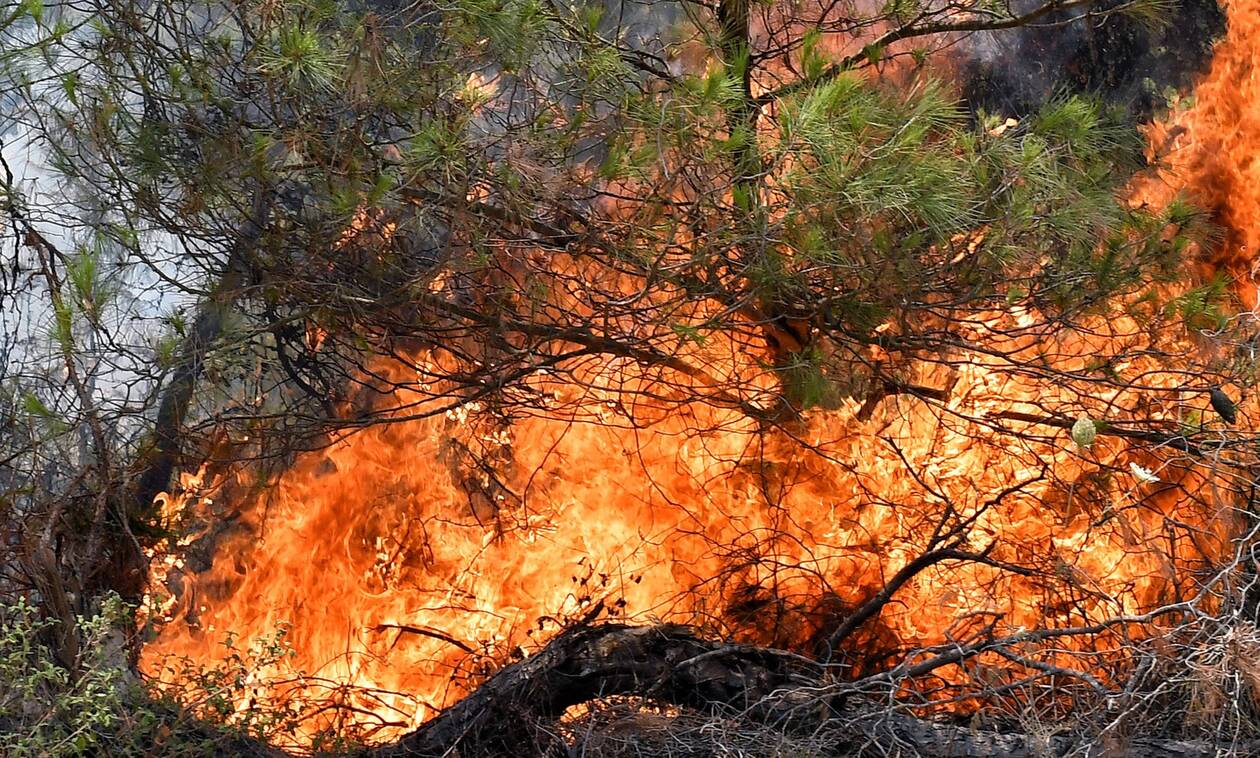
1139, 0, 1260, 295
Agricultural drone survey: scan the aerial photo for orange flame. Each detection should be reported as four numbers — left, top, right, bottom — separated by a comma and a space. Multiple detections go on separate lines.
141, 8, 1260, 748
1140, 0, 1260, 301
141, 309, 1238, 745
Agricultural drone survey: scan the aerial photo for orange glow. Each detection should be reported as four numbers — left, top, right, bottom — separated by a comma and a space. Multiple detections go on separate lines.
1139, 0, 1260, 302
140, 310, 1241, 745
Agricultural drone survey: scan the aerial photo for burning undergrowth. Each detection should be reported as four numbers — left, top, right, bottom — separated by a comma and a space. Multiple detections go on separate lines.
129, 0, 1260, 752
140, 300, 1251, 747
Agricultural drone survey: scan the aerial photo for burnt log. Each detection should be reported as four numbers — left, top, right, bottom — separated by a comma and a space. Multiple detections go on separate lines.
362, 623, 1260, 758
363, 623, 825, 757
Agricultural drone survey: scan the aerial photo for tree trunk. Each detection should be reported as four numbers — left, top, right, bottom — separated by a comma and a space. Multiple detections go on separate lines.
120, 190, 272, 604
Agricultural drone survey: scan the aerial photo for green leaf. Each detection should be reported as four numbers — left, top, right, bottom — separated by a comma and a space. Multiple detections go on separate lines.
22, 393, 68, 434
22, 392, 54, 420
60, 72, 77, 105
258, 25, 343, 90
580, 2, 603, 32
862, 43, 883, 67
52, 300, 74, 351
20, 0, 43, 24
154, 334, 179, 368
66, 247, 106, 322
800, 28, 825, 81
671, 323, 708, 345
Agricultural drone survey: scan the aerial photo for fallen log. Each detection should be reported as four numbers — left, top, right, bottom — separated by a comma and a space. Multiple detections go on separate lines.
363, 623, 824, 757
360, 623, 1260, 758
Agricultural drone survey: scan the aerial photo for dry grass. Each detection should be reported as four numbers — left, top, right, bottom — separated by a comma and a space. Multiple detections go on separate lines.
561, 698, 840, 758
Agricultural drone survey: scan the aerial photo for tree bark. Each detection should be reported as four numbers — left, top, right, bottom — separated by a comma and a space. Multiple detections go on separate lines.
129, 191, 271, 517
121, 190, 272, 604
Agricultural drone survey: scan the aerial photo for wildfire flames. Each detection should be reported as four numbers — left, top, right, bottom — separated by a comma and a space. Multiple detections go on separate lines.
1142, 0, 1260, 299
142, 1, 1260, 748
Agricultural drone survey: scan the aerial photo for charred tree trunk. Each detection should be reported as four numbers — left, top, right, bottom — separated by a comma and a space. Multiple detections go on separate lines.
128, 189, 272, 517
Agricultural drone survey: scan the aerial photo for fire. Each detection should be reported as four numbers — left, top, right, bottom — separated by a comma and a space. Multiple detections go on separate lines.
140, 3, 1260, 749
140, 308, 1239, 745
1140, 0, 1260, 299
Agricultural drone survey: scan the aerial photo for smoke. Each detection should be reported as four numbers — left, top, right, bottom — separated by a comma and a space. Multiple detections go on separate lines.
957, 0, 1225, 118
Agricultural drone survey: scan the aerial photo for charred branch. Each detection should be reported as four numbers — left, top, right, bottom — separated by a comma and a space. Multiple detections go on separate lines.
820, 543, 1035, 661
855, 377, 954, 422
363, 624, 823, 758
853, 711, 1260, 758
989, 409, 1215, 457
354, 622, 1260, 758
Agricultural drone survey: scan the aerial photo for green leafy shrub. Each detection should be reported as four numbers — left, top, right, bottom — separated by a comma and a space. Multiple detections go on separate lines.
0, 594, 303, 756
0, 594, 128, 756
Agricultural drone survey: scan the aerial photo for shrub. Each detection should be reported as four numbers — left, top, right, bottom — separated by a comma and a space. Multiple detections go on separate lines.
0, 593, 129, 756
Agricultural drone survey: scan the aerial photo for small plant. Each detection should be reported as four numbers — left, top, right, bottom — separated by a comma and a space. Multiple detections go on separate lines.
0, 593, 306, 755
0, 594, 129, 756
147, 624, 314, 747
